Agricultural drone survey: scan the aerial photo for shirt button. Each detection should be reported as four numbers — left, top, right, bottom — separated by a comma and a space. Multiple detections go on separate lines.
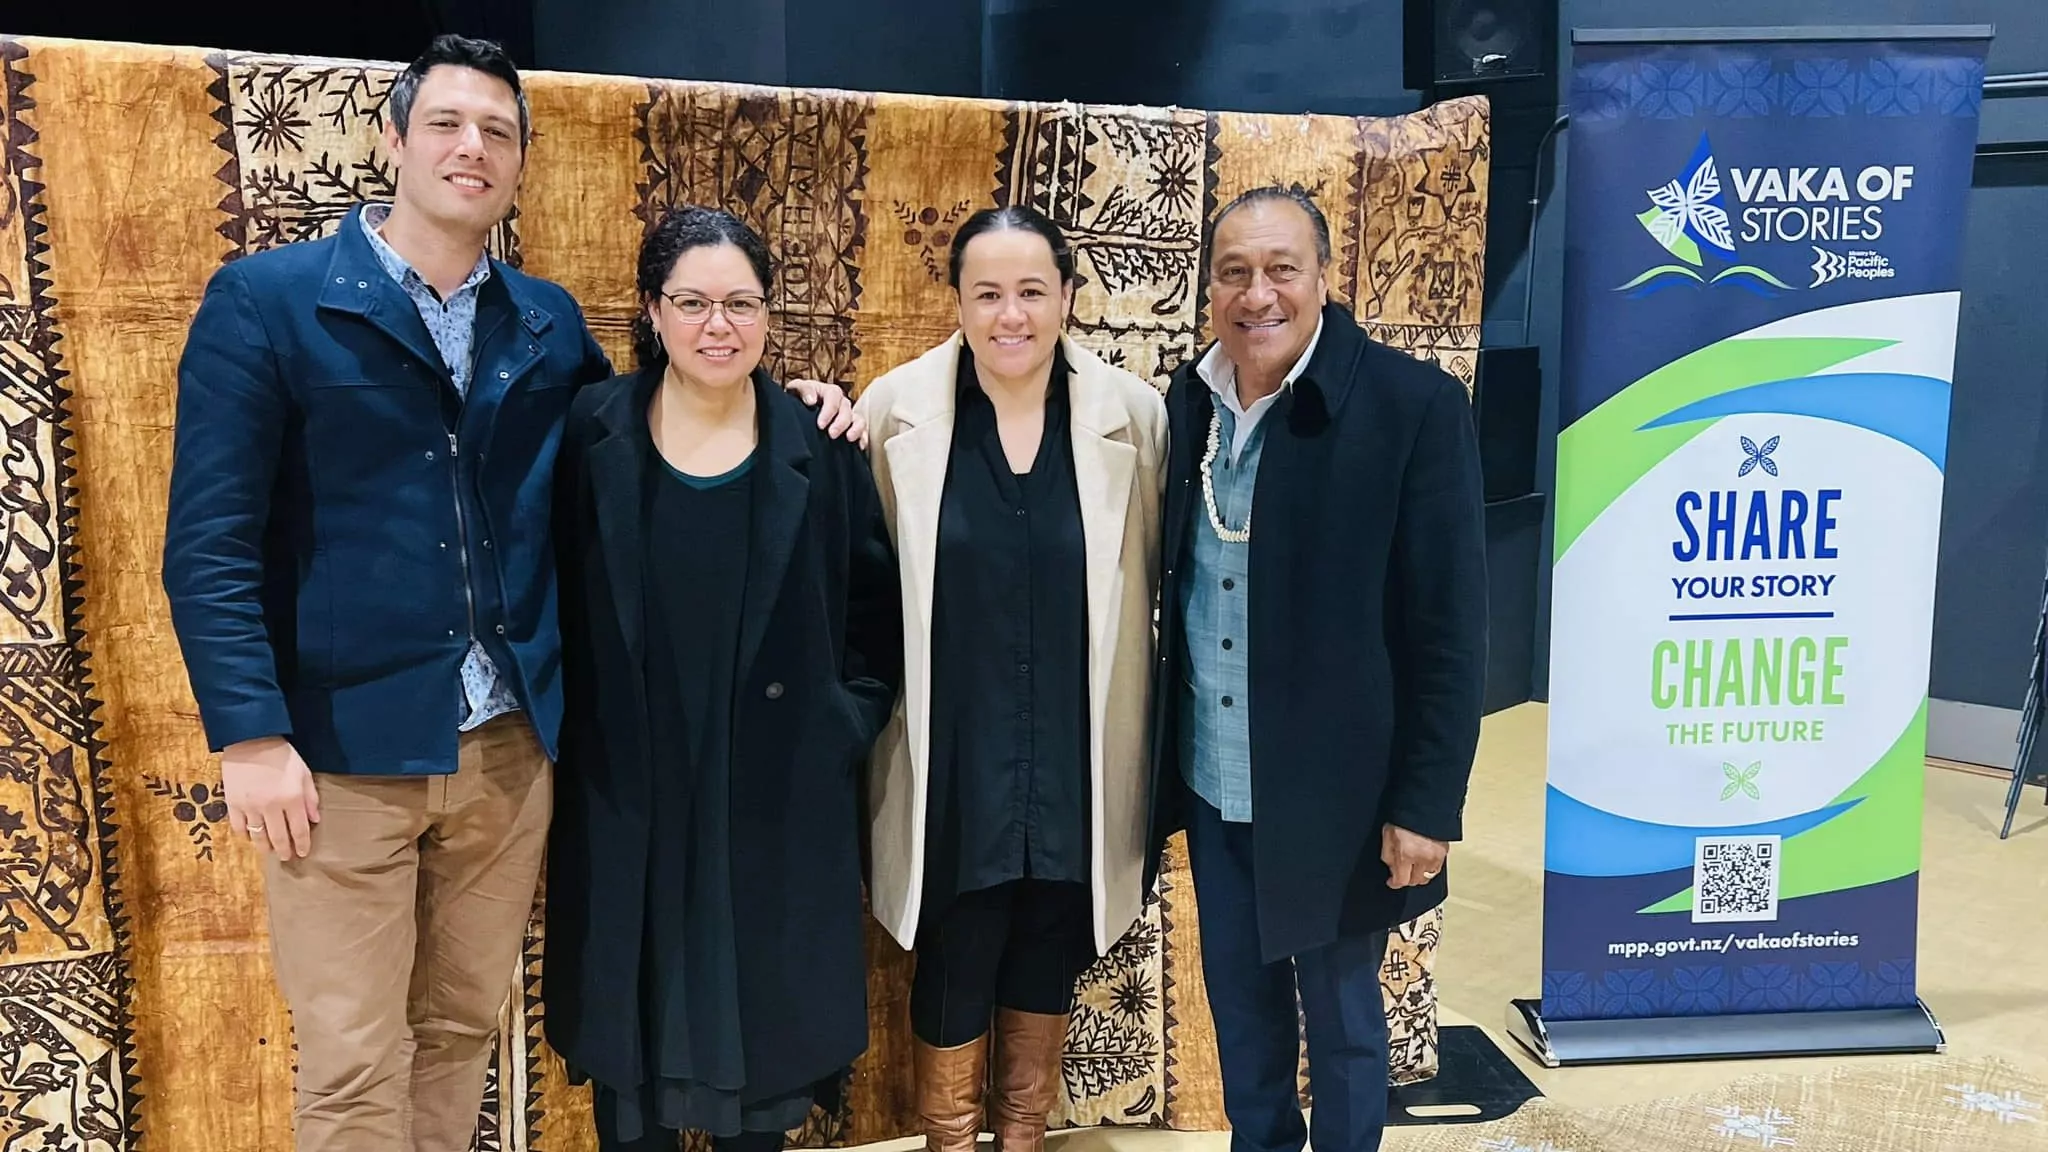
440, 542, 448, 550
1222, 696, 1234, 707
1222, 638, 1233, 650
482, 539, 493, 550
425, 450, 436, 461
1016, 508, 1026, 517
765, 682, 784, 699
498, 370, 510, 379
1222, 578, 1235, 590
494, 624, 506, 635
356, 280, 368, 289
1017, 663, 1030, 674
448, 629, 457, 637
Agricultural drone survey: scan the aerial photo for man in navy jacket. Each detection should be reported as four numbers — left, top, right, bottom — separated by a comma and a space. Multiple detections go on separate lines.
161, 35, 857, 1152
1147, 187, 1487, 1152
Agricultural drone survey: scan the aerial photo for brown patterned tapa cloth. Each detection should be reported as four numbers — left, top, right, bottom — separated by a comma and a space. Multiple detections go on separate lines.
0, 34, 1488, 1149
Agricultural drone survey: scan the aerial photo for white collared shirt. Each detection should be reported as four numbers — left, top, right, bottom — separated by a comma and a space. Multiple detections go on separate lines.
1193, 314, 1325, 464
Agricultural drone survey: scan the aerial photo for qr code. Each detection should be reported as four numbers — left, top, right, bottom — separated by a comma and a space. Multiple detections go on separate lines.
1692, 835, 1781, 923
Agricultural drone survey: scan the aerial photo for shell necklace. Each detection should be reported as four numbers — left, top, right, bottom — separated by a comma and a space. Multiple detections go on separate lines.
1200, 405, 1250, 543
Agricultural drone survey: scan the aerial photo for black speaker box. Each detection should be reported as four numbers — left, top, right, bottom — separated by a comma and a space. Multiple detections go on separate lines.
1482, 492, 1545, 714
1472, 344, 1542, 503
1404, 0, 1556, 90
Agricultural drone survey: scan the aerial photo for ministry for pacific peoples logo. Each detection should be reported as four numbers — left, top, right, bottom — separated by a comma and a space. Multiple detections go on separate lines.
1616, 132, 1797, 298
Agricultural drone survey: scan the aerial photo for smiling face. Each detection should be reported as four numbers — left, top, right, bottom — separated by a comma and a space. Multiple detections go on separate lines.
648, 241, 769, 391
954, 227, 1073, 385
383, 64, 524, 239
1209, 198, 1329, 391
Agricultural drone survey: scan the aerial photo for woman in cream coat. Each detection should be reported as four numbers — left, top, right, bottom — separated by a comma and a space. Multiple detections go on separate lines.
855, 206, 1165, 1152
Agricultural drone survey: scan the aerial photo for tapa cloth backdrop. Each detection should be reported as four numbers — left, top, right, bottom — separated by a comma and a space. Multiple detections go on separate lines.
0, 34, 1488, 1149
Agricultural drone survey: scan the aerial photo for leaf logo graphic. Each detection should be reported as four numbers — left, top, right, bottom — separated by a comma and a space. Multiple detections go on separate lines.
1615, 132, 1798, 298
1739, 435, 1779, 478
1721, 761, 1763, 801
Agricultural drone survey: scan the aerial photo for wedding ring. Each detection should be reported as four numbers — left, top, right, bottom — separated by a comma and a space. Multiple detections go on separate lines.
246, 822, 265, 833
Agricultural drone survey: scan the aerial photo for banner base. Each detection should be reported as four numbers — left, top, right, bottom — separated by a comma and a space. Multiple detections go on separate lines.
1505, 998, 1944, 1068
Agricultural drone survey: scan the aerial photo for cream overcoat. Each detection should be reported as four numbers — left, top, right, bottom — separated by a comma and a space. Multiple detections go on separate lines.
856, 334, 1167, 954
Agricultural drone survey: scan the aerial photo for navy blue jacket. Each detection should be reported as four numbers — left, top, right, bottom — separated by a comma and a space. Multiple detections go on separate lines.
1146, 302, 1488, 962
163, 204, 612, 776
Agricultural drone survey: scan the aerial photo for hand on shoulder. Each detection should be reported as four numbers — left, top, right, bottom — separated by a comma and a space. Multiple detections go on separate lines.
783, 377, 866, 448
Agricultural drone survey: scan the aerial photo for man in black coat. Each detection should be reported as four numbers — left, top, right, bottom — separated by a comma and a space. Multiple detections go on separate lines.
1147, 187, 1488, 1152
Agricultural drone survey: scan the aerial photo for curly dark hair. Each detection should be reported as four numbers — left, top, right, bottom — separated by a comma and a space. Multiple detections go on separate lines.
631, 205, 775, 371
946, 204, 1076, 288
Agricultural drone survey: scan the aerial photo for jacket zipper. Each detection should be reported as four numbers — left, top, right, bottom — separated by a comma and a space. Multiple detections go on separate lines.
450, 430, 478, 645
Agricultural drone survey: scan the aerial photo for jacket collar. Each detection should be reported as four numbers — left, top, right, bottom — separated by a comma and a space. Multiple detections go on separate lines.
316, 203, 555, 338
889, 332, 1133, 439
1182, 300, 1366, 422
584, 365, 813, 684
1296, 300, 1367, 417
586, 363, 811, 471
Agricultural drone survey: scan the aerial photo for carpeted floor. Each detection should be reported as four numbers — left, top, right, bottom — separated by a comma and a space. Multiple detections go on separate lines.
1036, 702, 2048, 1152
1435, 703, 2048, 1111
1369, 1054, 2046, 1151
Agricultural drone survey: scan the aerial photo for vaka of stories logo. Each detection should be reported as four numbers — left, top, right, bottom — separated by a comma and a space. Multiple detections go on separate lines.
1616, 131, 1913, 297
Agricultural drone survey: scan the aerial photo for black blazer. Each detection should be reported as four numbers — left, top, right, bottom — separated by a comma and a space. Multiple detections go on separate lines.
1146, 302, 1488, 963
543, 366, 903, 1098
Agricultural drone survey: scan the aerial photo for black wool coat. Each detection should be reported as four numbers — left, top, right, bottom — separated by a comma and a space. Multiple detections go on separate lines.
1146, 301, 1489, 964
543, 366, 904, 1101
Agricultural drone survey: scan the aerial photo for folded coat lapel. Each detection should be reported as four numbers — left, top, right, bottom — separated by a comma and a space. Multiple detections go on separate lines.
737, 374, 812, 686
879, 343, 963, 640
1067, 347, 1136, 677
585, 373, 655, 672
883, 417, 953, 639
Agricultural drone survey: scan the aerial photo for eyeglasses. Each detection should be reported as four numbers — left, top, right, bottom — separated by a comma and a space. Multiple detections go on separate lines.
661, 291, 768, 325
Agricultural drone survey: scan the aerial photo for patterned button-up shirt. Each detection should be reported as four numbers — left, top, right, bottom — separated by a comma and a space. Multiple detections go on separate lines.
1180, 317, 1322, 822
360, 203, 520, 732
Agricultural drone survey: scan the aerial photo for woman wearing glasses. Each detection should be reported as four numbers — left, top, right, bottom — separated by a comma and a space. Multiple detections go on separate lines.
545, 205, 904, 1152
852, 206, 1166, 1152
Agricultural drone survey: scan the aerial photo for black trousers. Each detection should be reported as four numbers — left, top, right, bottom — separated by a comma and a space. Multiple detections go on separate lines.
910, 879, 1093, 1046
1185, 800, 1391, 1152
597, 1127, 785, 1152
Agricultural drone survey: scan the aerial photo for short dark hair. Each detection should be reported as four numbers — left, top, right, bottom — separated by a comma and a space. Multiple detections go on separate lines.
947, 205, 1077, 288
1214, 184, 1332, 267
387, 34, 530, 148
632, 205, 776, 371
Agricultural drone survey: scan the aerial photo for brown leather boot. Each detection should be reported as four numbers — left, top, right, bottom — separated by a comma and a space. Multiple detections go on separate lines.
914, 1032, 989, 1152
988, 1009, 1069, 1152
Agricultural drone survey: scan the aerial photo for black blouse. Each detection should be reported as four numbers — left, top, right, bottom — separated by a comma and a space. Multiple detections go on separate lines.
923, 345, 1092, 906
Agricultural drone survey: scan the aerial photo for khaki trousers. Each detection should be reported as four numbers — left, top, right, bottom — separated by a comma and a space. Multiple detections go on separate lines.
261, 714, 552, 1152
